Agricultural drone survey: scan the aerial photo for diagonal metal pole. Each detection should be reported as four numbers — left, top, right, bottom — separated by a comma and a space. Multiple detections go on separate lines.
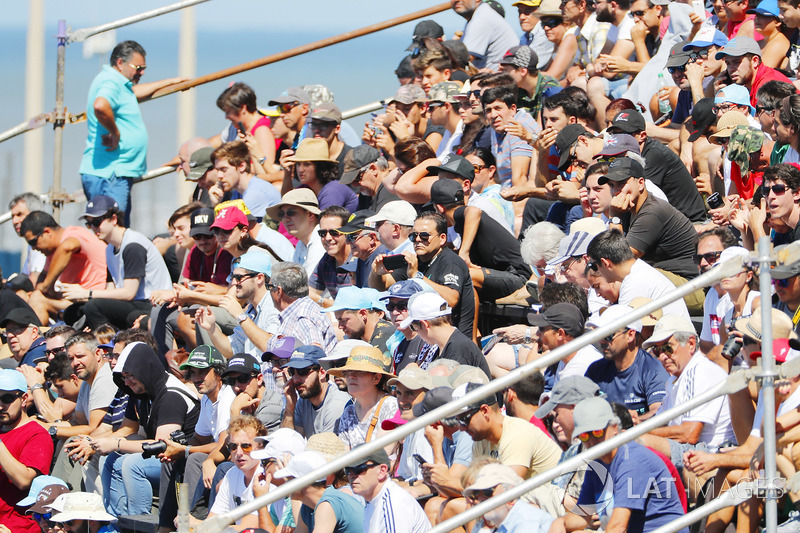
650, 481, 759, 533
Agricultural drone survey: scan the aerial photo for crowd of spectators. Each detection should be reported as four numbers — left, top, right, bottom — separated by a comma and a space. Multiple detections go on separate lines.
10, 0, 800, 531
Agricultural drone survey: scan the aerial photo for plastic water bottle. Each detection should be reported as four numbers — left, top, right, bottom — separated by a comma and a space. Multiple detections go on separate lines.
657, 73, 672, 115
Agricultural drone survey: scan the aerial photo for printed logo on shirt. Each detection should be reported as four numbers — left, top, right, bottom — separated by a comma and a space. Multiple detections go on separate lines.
443, 273, 460, 285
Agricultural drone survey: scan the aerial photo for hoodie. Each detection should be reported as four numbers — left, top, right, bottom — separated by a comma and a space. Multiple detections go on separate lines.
113, 342, 199, 439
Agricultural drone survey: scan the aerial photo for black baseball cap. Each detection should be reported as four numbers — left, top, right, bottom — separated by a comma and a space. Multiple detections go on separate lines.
427, 153, 475, 182
527, 302, 585, 337
407, 20, 444, 51
338, 209, 377, 235
610, 109, 646, 134
430, 178, 465, 206
665, 40, 692, 68
0, 307, 41, 329
189, 207, 215, 237
597, 157, 645, 185
348, 444, 391, 467
222, 353, 262, 377
555, 124, 589, 171
687, 97, 716, 142
341, 145, 381, 185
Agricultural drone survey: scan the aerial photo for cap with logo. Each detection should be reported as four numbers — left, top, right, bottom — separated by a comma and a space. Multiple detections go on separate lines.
365, 200, 417, 227
187, 147, 215, 181
556, 124, 590, 171
499, 45, 539, 70
341, 145, 382, 185
527, 302, 585, 337
180, 345, 226, 370
400, 292, 453, 329
80, 195, 119, 219
715, 36, 762, 59
282, 345, 327, 369
338, 209, 377, 235
18, 475, 68, 507
430, 178, 465, 206
380, 279, 432, 301
266, 188, 321, 221
687, 97, 717, 142
28, 484, 71, 514
310, 102, 342, 124
665, 40, 692, 68
210, 205, 248, 231
427, 153, 475, 182
534, 375, 600, 418
262, 336, 298, 362
610, 109, 646, 134
595, 133, 641, 159
189, 207, 215, 237
390, 84, 428, 105
427, 81, 461, 104
268, 86, 311, 106
683, 26, 729, 50
222, 353, 262, 377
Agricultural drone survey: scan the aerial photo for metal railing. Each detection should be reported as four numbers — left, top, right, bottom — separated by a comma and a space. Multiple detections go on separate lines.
194, 244, 783, 533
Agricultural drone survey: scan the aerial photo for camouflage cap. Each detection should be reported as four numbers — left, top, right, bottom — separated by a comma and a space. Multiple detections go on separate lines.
727, 125, 765, 173
390, 84, 428, 105
427, 81, 461, 104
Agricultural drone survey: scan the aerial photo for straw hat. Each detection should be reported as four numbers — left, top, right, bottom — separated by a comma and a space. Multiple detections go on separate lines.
709, 110, 749, 141
306, 431, 348, 461
327, 345, 396, 378
287, 138, 338, 163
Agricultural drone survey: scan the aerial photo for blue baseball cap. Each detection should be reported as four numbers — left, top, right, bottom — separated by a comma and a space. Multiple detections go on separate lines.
379, 279, 433, 301
282, 345, 327, 369
683, 26, 728, 50
715, 84, 755, 115
17, 476, 68, 507
233, 249, 272, 277
80, 195, 119, 219
747, 0, 779, 18
0, 369, 26, 393
328, 286, 383, 313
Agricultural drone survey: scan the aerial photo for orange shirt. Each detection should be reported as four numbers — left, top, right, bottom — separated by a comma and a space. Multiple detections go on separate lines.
45, 226, 107, 289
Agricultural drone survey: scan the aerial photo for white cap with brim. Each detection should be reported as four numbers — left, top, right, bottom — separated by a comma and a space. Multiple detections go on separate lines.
586, 304, 642, 333
365, 200, 417, 227
641, 315, 697, 349
251, 428, 307, 460
273, 450, 328, 483
49, 493, 117, 523
319, 339, 372, 362
399, 292, 452, 330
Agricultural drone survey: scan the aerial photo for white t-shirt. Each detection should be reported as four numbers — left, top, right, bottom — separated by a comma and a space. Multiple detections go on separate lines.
555, 344, 603, 385
658, 352, 735, 451
76, 363, 117, 420
606, 11, 635, 45
618, 260, 691, 320
395, 426, 434, 482
364, 480, 432, 533
210, 464, 286, 523
293, 225, 326, 277
195, 385, 236, 441
784, 146, 800, 165
722, 290, 760, 327
751, 384, 800, 438
22, 246, 46, 277
700, 288, 734, 344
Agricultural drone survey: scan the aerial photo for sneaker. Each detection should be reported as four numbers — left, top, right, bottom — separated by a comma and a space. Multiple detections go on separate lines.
776, 510, 800, 532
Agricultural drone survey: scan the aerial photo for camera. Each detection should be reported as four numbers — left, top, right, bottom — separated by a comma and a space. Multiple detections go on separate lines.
141, 430, 189, 458
721, 337, 742, 361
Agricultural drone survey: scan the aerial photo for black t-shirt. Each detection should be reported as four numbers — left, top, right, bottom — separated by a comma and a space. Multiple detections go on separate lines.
641, 137, 706, 223
423, 123, 446, 144
453, 206, 533, 278
440, 328, 492, 379
335, 144, 354, 180
393, 336, 440, 374
624, 193, 699, 279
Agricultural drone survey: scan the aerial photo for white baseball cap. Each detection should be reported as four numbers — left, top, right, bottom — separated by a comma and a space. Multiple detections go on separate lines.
273, 450, 328, 482
365, 200, 417, 227
251, 428, 307, 460
399, 292, 452, 329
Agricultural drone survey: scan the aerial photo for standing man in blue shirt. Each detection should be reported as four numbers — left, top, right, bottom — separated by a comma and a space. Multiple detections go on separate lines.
80, 40, 187, 226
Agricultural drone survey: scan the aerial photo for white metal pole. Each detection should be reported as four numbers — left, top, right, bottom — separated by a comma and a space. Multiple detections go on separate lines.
176, 7, 197, 203
24, 0, 45, 196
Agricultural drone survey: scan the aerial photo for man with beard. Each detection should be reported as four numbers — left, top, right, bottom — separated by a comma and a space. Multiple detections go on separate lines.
0, 369, 54, 533
280, 345, 349, 438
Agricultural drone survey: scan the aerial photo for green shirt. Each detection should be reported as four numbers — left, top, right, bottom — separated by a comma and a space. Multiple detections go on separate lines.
518, 73, 560, 119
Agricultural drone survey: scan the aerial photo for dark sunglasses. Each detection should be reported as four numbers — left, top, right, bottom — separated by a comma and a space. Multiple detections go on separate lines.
26, 233, 42, 247
455, 408, 480, 426
630, 9, 646, 16
84, 213, 110, 229
194, 233, 216, 240
225, 373, 257, 386
344, 461, 379, 477
409, 231, 432, 243
541, 17, 563, 28
468, 89, 482, 100
318, 228, 343, 238
346, 232, 366, 243
427, 103, 445, 111
385, 301, 409, 312
231, 272, 257, 283
128, 63, 147, 73
211, 227, 234, 236
278, 209, 299, 218
226, 441, 255, 453
466, 487, 495, 503
763, 183, 788, 195
278, 102, 299, 114
408, 320, 422, 332
692, 251, 722, 265
650, 343, 675, 356
756, 105, 776, 115
5, 324, 30, 336
586, 261, 599, 273
288, 365, 319, 377
688, 49, 709, 62
327, 358, 348, 369
0, 391, 23, 404
472, 164, 486, 173
667, 66, 686, 75
601, 330, 625, 344
773, 277, 792, 288
45, 347, 66, 358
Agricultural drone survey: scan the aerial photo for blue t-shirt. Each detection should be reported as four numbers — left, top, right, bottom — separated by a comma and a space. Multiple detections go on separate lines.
242, 178, 281, 219
671, 90, 693, 126
318, 181, 359, 212
299, 486, 364, 533
585, 349, 669, 416
578, 441, 687, 533
80, 65, 148, 178
546, 202, 585, 234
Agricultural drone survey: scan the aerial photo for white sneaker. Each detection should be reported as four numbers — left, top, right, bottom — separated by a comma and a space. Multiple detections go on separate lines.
775, 510, 800, 532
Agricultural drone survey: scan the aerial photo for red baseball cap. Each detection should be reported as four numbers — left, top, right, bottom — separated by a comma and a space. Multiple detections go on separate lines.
750, 338, 792, 363
210, 206, 248, 231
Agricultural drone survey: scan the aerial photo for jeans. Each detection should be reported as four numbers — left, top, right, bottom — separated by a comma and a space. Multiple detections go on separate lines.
102, 452, 161, 516
81, 173, 134, 227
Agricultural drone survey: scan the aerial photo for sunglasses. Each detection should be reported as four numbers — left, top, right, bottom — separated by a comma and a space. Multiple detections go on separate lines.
327, 358, 348, 369
346, 232, 367, 243
773, 277, 792, 288
693, 251, 722, 265
278, 209, 300, 218
578, 429, 605, 442
466, 487, 496, 503
226, 441, 256, 453
630, 9, 646, 16
763, 183, 788, 195
455, 408, 479, 426
468, 89, 482, 100
541, 17, 563, 28
84, 213, 110, 229
756, 105, 776, 115
688, 49, 709, 63
128, 63, 147, 73
288, 365, 319, 377
385, 301, 409, 312
225, 374, 257, 386
601, 330, 625, 344
278, 102, 299, 114
318, 228, 343, 238
586, 261, 599, 273
231, 272, 257, 283
344, 462, 379, 477
409, 231, 432, 243
0, 391, 23, 404
650, 343, 675, 357
45, 347, 66, 358
667, 66, 686, 75
427, 103, 445, 111
194, 233, 216, 240
310, 121, 336, 132
211, 227, 235, 236
26, 233, 42, 247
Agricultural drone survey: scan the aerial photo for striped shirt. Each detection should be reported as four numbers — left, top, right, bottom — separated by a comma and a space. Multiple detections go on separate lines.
569, 13, 611, 68
267, 296, 337, 355
363, 480, 431, 533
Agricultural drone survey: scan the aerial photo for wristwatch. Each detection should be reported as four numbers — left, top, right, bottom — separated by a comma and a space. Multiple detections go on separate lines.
237, 312, 249, 324
49, 425, 58, 437
30, 383, 45, 392
524, 328, 532, 344
609, 216, 622, 225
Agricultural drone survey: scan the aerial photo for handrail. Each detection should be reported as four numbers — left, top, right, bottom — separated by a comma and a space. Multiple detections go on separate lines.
650, 481, 758, 533
194, 253, 752, 533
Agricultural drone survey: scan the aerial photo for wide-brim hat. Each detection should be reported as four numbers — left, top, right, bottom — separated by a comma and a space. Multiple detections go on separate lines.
287, 138, 338, 163
327, 346, 396, 378
50, 492, 117, 523
266, 188, 321, 221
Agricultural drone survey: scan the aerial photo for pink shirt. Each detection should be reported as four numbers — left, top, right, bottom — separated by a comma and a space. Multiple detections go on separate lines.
45, 226, 107, 289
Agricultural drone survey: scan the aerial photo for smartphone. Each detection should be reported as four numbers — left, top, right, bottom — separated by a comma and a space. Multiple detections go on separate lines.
413, 454, 427, 465
692, 0, 705, 17
237, 121, 247, 136
382, 254, 408, 271
181, 308, 197, 315
707, 192, 724, 210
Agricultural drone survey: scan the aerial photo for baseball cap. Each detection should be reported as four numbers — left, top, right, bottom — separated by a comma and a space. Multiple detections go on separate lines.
233, 249, 272, 276
381, 408, 410, 431
395, 55, 414, 80
771, 245, 800, 279
187, 147, 215, 181
715, 36, 762, 59
341, 145, 382, 185
451, 381, 499, 413
595, 133, 640, 159
274, 450, 328, 483
546, 231, 596, 267
464, 464, 523, 497
610, 109, 646, 134
319, 339, 371, 363
499, 45, 539, 70
512, 0, 542, 6
728, 126, 766, 173
365, 200, 417, 227
338, 209, 377, 235
748, 0, 780, 17
687, 97, 717, 142
427, 153, 475, 182
390, 84, 428, 105
189, 207, 215, 237
0, 307, 42, 329
407, 20, 444, 51
282, 345, 327, 369
180, 345, 226, 370
222, 353, 261, 377
400, 292, 452, 329
534, 375, 600, 418
266, 188, 321, 221
347, 445, 391, 467
210, 205, 248, 231
427, 81, 461, 104
572, 396, 619, 436
683, 26, 729, 50
18, 476, 68, 507
586, 304, 642, 333
597, 157, 645, 184
387, 363, 434, 391
527, 302, 585, 338
555, 124, 589, 171
80, 195, 118, 219
5, 273, 33, 293
715, 84, 755, 115
665, 40, 692, 68
327, 286, 383, 313
446, 365, 490, 388
262, 336, 298, 362
310, 102, 342, 124
641, 315, 697, 349
268, 86, 311, 106
380, 279, 432, 301
28, 484, 70, 514
252, 428, 307, 460
710, 110, 750, 140
536, 0, 563, 16
430, 178, 465, 206
412, 386, 454, 417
